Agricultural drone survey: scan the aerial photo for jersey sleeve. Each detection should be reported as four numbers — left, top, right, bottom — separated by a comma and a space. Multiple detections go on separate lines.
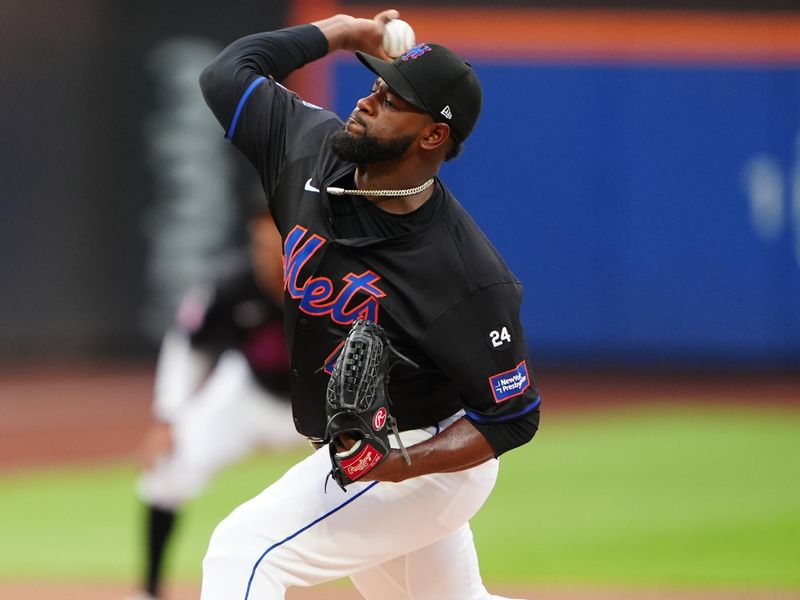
199, 25, 338, 202
418, 282, 541, 456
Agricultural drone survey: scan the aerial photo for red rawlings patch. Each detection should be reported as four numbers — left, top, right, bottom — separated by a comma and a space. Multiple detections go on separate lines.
372, 407, 387, 431
340, 443, 384, 480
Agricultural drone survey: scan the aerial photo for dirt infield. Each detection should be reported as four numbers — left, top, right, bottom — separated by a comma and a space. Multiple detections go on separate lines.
0, 363, 156, 472
2, 581, 799, 600
2, 362, 798, 600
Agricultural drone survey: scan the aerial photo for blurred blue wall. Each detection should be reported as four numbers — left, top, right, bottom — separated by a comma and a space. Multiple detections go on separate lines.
335, 61, 800, 367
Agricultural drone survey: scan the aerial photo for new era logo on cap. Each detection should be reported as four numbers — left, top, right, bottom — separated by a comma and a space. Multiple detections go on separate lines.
355, 43, 482, 143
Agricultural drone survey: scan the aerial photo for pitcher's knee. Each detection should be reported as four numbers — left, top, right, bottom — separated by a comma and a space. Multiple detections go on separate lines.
202, 510, 288, 598
204, 509, 249, 567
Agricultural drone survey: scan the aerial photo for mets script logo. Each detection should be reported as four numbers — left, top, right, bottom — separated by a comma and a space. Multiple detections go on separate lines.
489, 361, 530, 403
372, 407, 388, 431
284, 225, 386, 324
402, 44, 432, 61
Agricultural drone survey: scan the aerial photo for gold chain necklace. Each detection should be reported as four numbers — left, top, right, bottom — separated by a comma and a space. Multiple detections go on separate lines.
326, 178, 434, 197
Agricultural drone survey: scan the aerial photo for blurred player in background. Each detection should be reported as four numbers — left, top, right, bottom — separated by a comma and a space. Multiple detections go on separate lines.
130, 211, 303, 600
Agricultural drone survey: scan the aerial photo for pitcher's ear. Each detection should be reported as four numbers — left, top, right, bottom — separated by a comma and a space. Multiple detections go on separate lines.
419, 122, 451, 152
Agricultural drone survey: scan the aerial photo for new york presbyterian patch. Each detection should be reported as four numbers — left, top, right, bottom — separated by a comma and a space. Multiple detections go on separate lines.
489, 361, 531, 403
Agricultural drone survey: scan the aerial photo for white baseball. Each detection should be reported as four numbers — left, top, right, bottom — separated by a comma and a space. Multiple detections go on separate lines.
382, 19, 416, 59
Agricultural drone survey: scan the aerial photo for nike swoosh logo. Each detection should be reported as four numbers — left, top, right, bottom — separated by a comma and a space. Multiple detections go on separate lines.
304, 178, 320, 193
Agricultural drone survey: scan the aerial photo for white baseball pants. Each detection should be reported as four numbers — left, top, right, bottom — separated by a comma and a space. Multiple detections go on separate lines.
200, 416, 521, 599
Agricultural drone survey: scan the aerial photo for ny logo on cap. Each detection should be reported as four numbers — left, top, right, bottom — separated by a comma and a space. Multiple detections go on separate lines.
401, 44, 432, 61
440, 105, 452, 120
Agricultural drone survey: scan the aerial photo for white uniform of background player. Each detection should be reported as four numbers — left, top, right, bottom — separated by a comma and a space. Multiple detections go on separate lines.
132, 214, 303, 600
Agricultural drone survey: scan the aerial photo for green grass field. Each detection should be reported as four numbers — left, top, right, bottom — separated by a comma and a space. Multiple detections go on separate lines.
1, 404, 798, 590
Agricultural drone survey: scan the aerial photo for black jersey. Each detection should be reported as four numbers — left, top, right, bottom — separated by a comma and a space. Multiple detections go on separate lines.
200, 26, 540, 455
177, 258, 290, 397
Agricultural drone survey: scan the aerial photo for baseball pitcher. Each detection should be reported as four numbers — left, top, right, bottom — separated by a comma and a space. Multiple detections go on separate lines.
198, 9, 541, 599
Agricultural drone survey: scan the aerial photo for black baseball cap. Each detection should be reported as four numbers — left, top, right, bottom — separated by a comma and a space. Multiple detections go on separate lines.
355, 43, 482, 143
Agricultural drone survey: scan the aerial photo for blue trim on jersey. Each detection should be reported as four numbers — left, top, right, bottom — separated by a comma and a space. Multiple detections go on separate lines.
243, 480, 380, 599
465, 395, 541, 424
226, 76, 267, 140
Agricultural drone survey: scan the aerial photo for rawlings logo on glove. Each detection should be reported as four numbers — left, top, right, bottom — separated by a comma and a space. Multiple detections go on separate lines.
324, 319, 417, 491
